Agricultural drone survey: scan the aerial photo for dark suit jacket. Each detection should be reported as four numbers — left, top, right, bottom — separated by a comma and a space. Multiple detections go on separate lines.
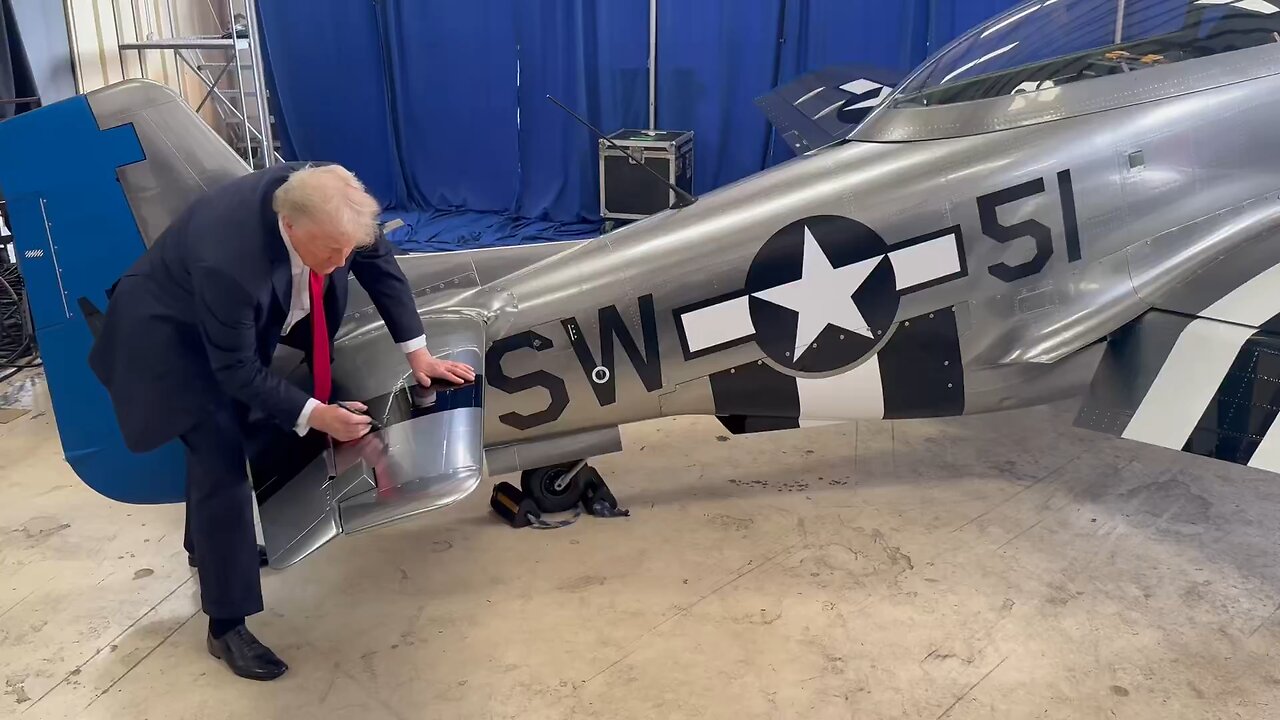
89, 162, 422, 453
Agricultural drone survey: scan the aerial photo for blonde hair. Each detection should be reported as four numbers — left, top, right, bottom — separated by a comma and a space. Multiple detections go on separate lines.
272, 164, 380, 248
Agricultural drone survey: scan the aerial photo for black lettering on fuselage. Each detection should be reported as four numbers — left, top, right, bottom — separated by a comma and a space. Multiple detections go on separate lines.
980, 178, 1053, 282
1057, 169, 1082, 263
485, 330, 569, 431
978, 169, 1084, 283
561, 294, 663, 407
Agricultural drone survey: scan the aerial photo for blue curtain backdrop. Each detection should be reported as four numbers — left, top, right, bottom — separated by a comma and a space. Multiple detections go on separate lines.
766, 0, 932, 167
656, 0, 785, 194
259, 0, 1028, 252
513, 1, 650, 222
386, 0, 520, 213
258, 0, 404, 207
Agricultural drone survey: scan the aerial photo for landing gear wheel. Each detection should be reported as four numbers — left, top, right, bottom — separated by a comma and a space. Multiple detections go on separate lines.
521, 462, 585, 514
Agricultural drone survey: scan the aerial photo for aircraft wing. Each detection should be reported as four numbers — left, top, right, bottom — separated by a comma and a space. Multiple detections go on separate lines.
257, 314, 485, 568
755, 64, 903, 156
1075, 265, 1280, 473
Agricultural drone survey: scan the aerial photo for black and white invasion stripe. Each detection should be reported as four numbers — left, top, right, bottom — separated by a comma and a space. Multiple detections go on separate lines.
1077, 262, 1280, 471
709, 307, 965, 432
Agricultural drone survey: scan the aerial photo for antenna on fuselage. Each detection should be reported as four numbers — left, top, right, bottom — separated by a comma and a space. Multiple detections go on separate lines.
546, 94, 697, 210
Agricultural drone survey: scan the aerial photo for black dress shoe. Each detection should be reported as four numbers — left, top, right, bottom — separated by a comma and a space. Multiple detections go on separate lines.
188, 545, 269, 569
207, 626, 288, 681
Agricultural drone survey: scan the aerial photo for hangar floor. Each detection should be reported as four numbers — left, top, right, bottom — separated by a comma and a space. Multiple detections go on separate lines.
3, 372, 1280, 719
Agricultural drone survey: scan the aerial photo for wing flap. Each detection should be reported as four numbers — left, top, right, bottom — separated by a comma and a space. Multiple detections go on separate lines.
259, 314, 485, 568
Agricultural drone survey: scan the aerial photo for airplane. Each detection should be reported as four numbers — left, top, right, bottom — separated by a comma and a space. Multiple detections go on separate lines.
1, 0, 1279, 569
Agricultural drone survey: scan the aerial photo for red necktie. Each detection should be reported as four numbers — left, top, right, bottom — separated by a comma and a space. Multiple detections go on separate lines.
308, 271, 332, 403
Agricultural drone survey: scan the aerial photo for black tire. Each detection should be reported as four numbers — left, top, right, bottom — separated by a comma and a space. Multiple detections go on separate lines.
521, 463, 585, 514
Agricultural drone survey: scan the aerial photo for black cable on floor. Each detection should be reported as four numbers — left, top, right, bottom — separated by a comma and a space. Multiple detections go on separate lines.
0, 264, 40, 385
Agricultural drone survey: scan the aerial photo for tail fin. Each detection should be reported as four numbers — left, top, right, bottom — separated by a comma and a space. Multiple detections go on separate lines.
756, 64, 903, 155
0, 80, 248, 504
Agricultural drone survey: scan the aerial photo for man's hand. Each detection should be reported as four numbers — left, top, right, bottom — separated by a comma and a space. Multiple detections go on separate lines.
309, 401, 372, 442
407, 348, 476, 388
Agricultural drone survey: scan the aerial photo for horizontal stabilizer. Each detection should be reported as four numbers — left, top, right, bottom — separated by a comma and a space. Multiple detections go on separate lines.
1075, 310, 1280, 472
755, 65, 903, 156
258, 315, 485, 568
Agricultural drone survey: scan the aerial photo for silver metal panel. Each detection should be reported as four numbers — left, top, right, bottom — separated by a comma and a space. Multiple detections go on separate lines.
484, 426, 623, 476
482, 445, 518, 477
1141, 199, 1280, 317
262, 399, 484, 568
962, 247, 1143, 366
243, 0, 275, 167
657, 377, 717, 417
118, 38, 237, 50
1128, 195, 1280, 317
331, 314, 483, 402
341, 241, 582, 328
963, 343, 1104, 415
85, 80, 249, 247
259, 451, 373, 569
262, 315, 486, 566
338, 408, 484, 534
62, 0, 82, 94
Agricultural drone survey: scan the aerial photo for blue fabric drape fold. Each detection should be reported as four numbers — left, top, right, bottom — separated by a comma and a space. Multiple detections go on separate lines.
513, 0, 649, 223
656, 0, 785, 194
384, 0, 521, 213
259, 0, 1028, 250
258, 0, 403, 207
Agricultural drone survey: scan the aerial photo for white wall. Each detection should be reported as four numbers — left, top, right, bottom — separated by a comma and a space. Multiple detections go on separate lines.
65, 0, 230, 95
10, 0, 77, 103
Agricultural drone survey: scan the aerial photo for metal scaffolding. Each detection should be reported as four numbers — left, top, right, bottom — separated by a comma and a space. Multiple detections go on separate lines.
109, 0, 279, 170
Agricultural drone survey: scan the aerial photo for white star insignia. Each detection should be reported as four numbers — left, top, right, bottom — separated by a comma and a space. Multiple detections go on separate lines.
752, 226, 883, 361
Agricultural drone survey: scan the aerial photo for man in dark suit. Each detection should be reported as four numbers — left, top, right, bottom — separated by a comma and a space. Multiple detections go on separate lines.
88, 162, 474, 681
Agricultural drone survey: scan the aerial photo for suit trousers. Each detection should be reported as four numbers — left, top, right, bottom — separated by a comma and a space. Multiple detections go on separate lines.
180, 405, 264, 619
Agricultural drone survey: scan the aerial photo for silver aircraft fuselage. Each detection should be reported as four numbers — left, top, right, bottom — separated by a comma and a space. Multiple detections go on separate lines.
16, 0, 1280, 565
334, 40, 1280, 457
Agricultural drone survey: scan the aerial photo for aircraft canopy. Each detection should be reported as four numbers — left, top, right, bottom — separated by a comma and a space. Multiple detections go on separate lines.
891, 0, 1280, 107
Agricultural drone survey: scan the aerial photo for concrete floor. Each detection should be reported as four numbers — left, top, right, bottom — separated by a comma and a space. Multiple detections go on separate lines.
4, 372, 1280, 719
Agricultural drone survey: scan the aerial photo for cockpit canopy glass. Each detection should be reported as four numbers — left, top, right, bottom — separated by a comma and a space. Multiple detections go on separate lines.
892, 0, 1280, 107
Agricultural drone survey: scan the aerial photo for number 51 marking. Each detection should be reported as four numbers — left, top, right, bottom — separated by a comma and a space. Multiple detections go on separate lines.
979, 169, 1082, 283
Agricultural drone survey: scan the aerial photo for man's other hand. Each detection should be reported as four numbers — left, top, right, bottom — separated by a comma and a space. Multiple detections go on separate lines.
407, 348, 476, 388
310, 402, 372, 441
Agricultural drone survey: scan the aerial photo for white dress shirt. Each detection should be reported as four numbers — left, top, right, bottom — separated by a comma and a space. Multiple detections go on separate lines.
279, 217, 426, 435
